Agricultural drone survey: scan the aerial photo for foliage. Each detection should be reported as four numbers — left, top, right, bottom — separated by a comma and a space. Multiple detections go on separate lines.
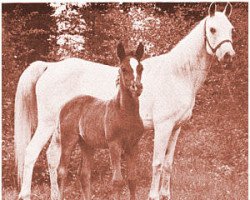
2, 3, 55, 188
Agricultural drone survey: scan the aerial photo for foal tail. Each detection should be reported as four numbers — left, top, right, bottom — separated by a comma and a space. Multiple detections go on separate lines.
14, 61, 48, 185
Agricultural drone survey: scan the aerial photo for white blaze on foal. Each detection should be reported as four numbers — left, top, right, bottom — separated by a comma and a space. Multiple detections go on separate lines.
130, 57, 139, 78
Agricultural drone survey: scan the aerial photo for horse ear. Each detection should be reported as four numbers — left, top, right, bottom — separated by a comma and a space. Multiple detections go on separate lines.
223, 2, 232, 18
117, 42, 126, 62
135, 43, 144, 61
208, 2, 216, 17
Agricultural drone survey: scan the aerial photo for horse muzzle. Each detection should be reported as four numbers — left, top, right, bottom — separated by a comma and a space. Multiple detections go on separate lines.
219, 50, 235, 69
216, 41, 235, 66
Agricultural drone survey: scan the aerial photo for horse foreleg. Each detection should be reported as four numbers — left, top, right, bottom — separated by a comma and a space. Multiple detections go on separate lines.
126, 146, 139, 200
19, 124, 54, 200
148, 121, 174, 200
46, 132, 61, 200
159, 127, 181, 200
108, 141, 123, 200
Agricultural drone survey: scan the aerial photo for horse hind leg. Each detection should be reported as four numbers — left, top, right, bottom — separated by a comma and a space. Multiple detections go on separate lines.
159, 127, 181, 200
108, 141, 124, 200
57, 131, 79, 200
148, 121, 174, 200
46, 131, 62, 200
79, 143, 92, 200
18, 123, 54, 200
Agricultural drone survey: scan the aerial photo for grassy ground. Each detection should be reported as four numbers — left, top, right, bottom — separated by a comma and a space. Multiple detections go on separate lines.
2, 4, 247, 200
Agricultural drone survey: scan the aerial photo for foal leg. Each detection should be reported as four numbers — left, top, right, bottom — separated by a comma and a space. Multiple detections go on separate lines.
108, 141, 123, 200
57, 133, 79, 200
46, 131, 61, 200
159, 127, 181, 200
79, 144, 92, 200
126, 146, 139, 200
19, 123, 54, 200
148, 121, 174, 200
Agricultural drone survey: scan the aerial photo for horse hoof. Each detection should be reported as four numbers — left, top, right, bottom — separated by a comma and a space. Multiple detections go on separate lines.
148, 197, 160, 200
160, 196, 170, 200
18, 194, 30, 200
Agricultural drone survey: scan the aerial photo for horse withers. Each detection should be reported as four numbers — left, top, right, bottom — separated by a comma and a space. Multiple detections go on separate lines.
55, 43, 144, 200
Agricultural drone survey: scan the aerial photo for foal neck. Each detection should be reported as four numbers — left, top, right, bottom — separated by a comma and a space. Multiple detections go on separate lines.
115, 79, 139, 115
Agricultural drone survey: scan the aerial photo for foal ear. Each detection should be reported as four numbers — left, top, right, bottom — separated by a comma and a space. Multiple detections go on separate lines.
208, 2, 216, 17
223, 2, 232, 18
135, 43, 144, 61
117, 42, 126, 62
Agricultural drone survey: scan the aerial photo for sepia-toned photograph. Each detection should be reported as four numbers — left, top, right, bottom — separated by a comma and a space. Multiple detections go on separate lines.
2, 2, 248, 200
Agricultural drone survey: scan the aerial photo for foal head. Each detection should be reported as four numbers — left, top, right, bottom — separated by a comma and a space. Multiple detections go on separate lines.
205, 2, 235, 65
117, 42, 144, 98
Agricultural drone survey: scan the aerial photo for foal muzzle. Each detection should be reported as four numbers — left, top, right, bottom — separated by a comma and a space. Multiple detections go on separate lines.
129, 81, 143, 97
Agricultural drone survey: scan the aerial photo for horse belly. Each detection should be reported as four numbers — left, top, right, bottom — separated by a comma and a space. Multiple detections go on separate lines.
152, 79, 195, 124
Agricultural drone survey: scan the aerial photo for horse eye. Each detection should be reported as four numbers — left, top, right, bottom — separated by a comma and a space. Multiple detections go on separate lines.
121, 68, 126, 72
210, 27, 216, 34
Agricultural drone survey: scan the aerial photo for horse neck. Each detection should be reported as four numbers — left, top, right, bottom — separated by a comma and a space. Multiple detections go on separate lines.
170, 18, 211, 93
115, 79, 139, 115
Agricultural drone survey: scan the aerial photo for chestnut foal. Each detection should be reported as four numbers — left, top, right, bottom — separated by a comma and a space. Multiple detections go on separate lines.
56, 43, 144, 200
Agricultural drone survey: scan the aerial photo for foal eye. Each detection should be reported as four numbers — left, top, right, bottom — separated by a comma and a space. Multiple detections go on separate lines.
210, 27, 216, 34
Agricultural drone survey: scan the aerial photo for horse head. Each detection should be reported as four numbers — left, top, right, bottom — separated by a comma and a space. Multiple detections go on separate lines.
205, 2, 235, 65
117, 42, 144, 97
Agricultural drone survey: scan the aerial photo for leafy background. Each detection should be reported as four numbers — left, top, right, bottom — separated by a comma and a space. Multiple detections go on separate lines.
2, 3, 248, 199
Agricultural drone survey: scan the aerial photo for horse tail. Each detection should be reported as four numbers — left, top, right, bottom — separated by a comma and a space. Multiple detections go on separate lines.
14, 61, 48, 185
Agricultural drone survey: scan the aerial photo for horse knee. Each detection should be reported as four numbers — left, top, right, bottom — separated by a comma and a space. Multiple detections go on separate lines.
112, 173, 124, 188
152, 161, 163, 174
57, 166, 67, 182
80, 167, 91, 178
80, 173, 90, 189
47, 147, 60, 169
162, 162, 172, 174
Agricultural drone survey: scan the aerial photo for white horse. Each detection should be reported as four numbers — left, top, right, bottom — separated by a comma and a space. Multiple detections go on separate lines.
15, 3, 235, 200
